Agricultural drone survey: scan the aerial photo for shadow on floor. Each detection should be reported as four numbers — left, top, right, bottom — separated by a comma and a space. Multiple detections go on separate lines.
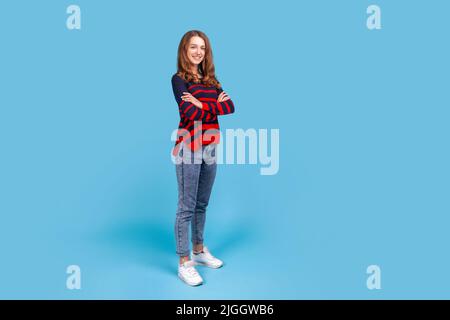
95, 215, 255, 275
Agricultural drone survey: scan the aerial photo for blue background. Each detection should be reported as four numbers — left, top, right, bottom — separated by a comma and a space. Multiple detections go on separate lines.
0, 0, 449, 299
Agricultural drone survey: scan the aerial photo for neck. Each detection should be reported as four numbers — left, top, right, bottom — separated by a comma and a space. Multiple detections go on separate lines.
191, 66, 201, 76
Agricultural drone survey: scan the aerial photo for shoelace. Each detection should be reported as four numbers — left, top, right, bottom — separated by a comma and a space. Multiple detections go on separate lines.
183, 262, 200, 277
186, 266, 199, 277
203, 251, 216, 260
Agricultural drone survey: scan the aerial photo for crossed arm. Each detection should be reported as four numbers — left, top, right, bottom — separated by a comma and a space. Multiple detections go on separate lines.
171, 75, 235, 121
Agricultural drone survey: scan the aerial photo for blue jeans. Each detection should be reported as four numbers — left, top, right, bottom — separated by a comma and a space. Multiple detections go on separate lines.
174, 143, 217, 257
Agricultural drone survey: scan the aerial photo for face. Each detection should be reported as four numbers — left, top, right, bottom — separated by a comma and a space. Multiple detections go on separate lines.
187, 36, 206, 66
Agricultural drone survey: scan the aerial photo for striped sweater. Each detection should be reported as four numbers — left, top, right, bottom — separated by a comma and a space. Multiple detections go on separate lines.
171, 74, 235, 155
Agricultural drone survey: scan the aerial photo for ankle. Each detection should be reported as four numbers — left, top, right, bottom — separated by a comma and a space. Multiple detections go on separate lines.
193, 244, 204, 254
193, 249, 204, 254
179, 256, 190, 265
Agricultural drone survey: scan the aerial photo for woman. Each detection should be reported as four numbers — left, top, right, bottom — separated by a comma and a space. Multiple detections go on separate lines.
171, 30, 235, 286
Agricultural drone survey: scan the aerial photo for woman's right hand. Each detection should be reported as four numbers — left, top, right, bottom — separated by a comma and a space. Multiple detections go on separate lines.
181, 92, 203, 108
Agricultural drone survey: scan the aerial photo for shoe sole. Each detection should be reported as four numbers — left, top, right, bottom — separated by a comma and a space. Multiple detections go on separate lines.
178, 273, 203, 286
193, 261, 224, 269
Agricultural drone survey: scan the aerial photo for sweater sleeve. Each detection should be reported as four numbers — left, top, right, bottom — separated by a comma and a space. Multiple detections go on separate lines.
200, 87, 235, 115
171, 74, 215, 122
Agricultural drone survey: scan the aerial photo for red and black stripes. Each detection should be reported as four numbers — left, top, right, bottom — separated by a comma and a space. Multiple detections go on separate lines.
171, 74, 235, 153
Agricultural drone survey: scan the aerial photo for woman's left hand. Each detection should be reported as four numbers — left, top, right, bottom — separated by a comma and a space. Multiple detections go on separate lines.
217, 91, 231, 102
181, 92, 203, 108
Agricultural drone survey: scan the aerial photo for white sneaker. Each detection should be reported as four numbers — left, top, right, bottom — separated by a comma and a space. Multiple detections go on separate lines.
178, 260, 203, 286
191, 246, 224, 269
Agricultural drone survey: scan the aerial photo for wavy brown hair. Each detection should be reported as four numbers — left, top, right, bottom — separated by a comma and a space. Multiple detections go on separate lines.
176, 30, 221, 89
